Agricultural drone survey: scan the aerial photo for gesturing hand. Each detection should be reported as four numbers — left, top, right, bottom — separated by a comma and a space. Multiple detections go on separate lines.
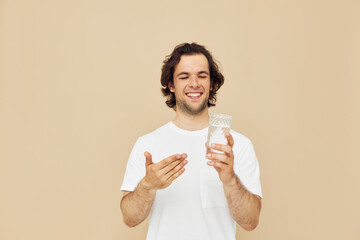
206, 132, 237, 186
142, 151, 188, 191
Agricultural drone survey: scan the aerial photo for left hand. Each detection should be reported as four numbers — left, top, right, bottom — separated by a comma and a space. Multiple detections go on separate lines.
206, 132, 237, 186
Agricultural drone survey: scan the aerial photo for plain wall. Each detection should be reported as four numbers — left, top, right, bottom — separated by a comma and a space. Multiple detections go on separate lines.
1, 0, 359, 239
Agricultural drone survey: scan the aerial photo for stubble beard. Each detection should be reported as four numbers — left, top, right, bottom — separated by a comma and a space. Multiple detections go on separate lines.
176, 96, 208, 116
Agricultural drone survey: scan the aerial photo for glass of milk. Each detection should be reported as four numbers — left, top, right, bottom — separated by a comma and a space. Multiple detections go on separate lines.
206, 113, 232, 154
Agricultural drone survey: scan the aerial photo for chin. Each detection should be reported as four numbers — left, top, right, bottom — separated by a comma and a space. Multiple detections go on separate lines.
183, 103, 208, 115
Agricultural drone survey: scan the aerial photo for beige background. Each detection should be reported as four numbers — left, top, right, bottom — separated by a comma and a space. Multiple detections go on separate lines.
1, 0, 359, 239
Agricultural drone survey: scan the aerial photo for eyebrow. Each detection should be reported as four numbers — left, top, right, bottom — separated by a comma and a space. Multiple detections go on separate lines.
176, 71, 210, 77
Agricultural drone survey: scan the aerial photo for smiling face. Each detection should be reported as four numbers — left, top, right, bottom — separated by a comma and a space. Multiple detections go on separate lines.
169, 54, 212, 116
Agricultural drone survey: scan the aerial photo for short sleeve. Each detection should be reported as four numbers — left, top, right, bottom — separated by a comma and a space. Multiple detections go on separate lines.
233, 140, 263, 198
120, 138, 146, 192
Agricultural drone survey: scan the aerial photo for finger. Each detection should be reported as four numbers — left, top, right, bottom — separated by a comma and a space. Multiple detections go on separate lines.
167, 166, 186, 183
206, 152, 229, 164
160, 153, 187, 169
162, 158, 187, 174
207, 160, 227, 169
210, 143, 233, 155
165, 159, 187, 177
225, 132, 234, 148
144, 151, 153, 166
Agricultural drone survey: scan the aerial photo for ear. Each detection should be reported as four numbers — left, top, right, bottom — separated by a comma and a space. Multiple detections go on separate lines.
168, 81, 175, 92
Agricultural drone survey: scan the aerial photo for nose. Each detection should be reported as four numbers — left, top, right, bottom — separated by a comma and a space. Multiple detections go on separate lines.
188, 74, 199, 88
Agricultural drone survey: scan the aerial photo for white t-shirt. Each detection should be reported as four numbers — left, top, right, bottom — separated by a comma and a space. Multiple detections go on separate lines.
121, 122, 262, 240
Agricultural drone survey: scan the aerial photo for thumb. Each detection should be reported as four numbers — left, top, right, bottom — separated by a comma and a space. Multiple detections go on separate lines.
144, 151, 153, 166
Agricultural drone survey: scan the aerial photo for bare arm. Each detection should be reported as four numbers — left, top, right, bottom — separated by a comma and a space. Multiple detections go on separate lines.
120, 179, 156, 227
120, 152, 187, 227
206, 133, 261, 231
223, 176, 261, 231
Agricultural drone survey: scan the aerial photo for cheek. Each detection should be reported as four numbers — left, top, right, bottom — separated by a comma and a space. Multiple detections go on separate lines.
173, 81, 187, 91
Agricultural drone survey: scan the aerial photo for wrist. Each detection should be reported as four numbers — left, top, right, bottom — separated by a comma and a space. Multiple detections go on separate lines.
139, 178, 157, 194
223, 172, 239, 189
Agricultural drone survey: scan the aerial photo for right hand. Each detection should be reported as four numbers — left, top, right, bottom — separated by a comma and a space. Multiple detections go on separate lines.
142, 151, 188, 191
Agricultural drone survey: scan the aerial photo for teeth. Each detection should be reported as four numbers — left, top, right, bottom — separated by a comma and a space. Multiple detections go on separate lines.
187, 93, 201, 97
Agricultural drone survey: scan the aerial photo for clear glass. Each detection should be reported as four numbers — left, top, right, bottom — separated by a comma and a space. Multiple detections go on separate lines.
206, 113, 232, 154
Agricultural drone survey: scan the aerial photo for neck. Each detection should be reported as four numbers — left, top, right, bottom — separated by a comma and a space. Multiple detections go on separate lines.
172, 108, 210, 131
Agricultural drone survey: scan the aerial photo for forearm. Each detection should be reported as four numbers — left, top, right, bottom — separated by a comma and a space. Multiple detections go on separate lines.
120, 178, 156, 227
223, 176, 261, 231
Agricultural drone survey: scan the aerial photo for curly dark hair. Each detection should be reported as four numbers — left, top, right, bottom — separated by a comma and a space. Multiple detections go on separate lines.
160, 42, 224, 110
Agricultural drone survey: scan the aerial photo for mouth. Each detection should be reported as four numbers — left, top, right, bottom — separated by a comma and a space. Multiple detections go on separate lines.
185, 92, 203, 99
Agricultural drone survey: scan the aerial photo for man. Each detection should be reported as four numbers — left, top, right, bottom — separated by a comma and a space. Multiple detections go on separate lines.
120, 43, 262, 240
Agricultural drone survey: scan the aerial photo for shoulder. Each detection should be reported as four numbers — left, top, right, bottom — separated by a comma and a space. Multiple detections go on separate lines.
230, 129, 257, 156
